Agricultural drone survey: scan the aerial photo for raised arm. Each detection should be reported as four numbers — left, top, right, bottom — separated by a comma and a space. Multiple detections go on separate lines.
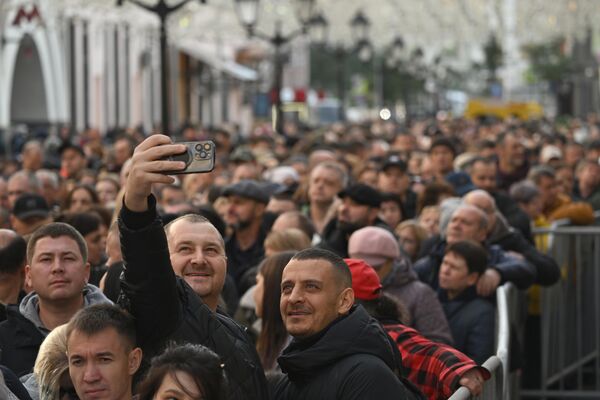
118, 135, 187, 350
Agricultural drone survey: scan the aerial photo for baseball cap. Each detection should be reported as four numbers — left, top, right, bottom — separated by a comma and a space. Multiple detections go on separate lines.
338, 183, 382, 208
344, 258, 382, 301
348, 226, 400, 267
12, 194, 50, 220
222, 180, 270, 204
381, 154, 407, 173
445, 171, 477, 196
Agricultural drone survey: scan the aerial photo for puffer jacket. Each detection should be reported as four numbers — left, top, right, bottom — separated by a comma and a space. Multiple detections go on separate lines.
382, 257, 453, 344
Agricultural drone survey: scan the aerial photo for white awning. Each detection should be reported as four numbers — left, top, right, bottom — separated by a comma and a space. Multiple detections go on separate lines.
175, 38, 257, 82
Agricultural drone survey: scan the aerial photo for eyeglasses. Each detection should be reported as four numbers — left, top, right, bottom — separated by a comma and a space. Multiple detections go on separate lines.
59, 386, 80, 400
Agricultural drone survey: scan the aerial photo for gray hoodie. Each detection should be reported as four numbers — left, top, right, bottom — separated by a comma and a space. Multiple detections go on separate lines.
19, 284, 111, 336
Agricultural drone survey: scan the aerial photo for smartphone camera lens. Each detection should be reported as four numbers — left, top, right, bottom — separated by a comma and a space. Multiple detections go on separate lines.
195, 143, 204, 152
203, 143, 211, 150
199, 151, 208, 158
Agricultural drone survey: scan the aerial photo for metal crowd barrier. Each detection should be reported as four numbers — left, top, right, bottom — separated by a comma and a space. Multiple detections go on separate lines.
521, 223, 600, 399
448, 283, 514, 400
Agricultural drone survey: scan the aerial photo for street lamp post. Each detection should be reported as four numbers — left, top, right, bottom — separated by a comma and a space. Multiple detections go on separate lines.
234, 0, 316, 136
381, 36, 405, 118
310, 10, 371, 122
116, 0, 206, 133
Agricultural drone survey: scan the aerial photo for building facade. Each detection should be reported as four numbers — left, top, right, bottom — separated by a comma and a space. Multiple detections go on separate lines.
0, 0, 258, 141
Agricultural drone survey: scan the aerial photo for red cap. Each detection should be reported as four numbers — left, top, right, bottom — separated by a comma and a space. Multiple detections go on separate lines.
344, 259, 382, 301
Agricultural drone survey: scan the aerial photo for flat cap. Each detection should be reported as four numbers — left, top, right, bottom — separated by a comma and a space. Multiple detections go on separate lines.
222, 180, 270, 204
338, 183, 382, 208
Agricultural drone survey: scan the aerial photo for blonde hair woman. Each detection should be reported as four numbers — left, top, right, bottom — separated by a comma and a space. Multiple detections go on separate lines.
24, 324, 74, 400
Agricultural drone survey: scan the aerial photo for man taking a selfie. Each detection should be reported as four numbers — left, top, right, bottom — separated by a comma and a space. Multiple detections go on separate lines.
117, 134, 268, 400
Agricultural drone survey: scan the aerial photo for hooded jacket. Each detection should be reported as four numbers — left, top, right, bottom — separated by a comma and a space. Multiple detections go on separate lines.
382, 258, 453, 344
272, 305, 413, 400
0, 285, 110, 376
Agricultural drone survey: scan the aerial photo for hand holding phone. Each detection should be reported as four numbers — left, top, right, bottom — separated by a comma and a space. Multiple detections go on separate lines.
124, 134, 187, 212
163, 141, 216, 174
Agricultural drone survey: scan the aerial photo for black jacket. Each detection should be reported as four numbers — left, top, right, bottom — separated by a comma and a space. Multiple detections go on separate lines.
492, 191, 534, 243
118, 196, 269, 400
0, 285, 109, 377
272, 305, 413, 400
488, 224, 560, 286
318, 217, 391, 258
0, 306, 44, 377
439, 287, 495, 365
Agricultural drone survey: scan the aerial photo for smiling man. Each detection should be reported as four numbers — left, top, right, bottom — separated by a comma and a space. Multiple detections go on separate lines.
67, 304, 142, 400
164, 214, 226, 311
272, 248, 412, 400
0, 223, 110, 376
118, 134, 268, 400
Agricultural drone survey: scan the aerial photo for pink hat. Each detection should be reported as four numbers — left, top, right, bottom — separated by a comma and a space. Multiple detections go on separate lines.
348, 226, 400, 267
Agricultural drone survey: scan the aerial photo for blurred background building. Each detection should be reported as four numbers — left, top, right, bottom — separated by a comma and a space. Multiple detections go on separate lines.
1, 0, 600, 140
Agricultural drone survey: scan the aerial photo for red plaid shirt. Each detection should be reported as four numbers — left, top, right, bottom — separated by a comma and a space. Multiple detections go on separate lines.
385, 323, 490, 399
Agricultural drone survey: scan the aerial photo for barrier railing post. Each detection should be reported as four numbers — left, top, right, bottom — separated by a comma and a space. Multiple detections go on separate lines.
448, 283, 513, 399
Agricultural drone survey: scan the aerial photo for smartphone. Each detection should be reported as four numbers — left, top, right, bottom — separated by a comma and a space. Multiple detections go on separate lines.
163, 141, 216, 174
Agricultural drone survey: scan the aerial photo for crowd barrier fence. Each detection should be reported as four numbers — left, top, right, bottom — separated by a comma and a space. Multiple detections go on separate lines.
521, 222, 600, 399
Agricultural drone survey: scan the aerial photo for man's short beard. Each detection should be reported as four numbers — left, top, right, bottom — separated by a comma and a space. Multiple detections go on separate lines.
337, 220, 363, 235
233, 218, 253, 231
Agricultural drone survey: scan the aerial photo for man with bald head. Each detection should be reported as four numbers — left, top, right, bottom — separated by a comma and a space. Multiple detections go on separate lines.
118, 134, 268, 400
463, 190, 559, 286
7, 171, 41, 210
414, 204, 536, 296
0, 230, 27, 322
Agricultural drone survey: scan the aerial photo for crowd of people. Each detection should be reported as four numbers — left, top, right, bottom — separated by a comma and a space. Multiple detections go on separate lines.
0, 115, 598, 399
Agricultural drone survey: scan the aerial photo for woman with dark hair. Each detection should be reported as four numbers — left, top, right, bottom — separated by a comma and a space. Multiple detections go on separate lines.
64, 184, 100, 213
253, 251, 296, 371
137, 343, 228, 400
